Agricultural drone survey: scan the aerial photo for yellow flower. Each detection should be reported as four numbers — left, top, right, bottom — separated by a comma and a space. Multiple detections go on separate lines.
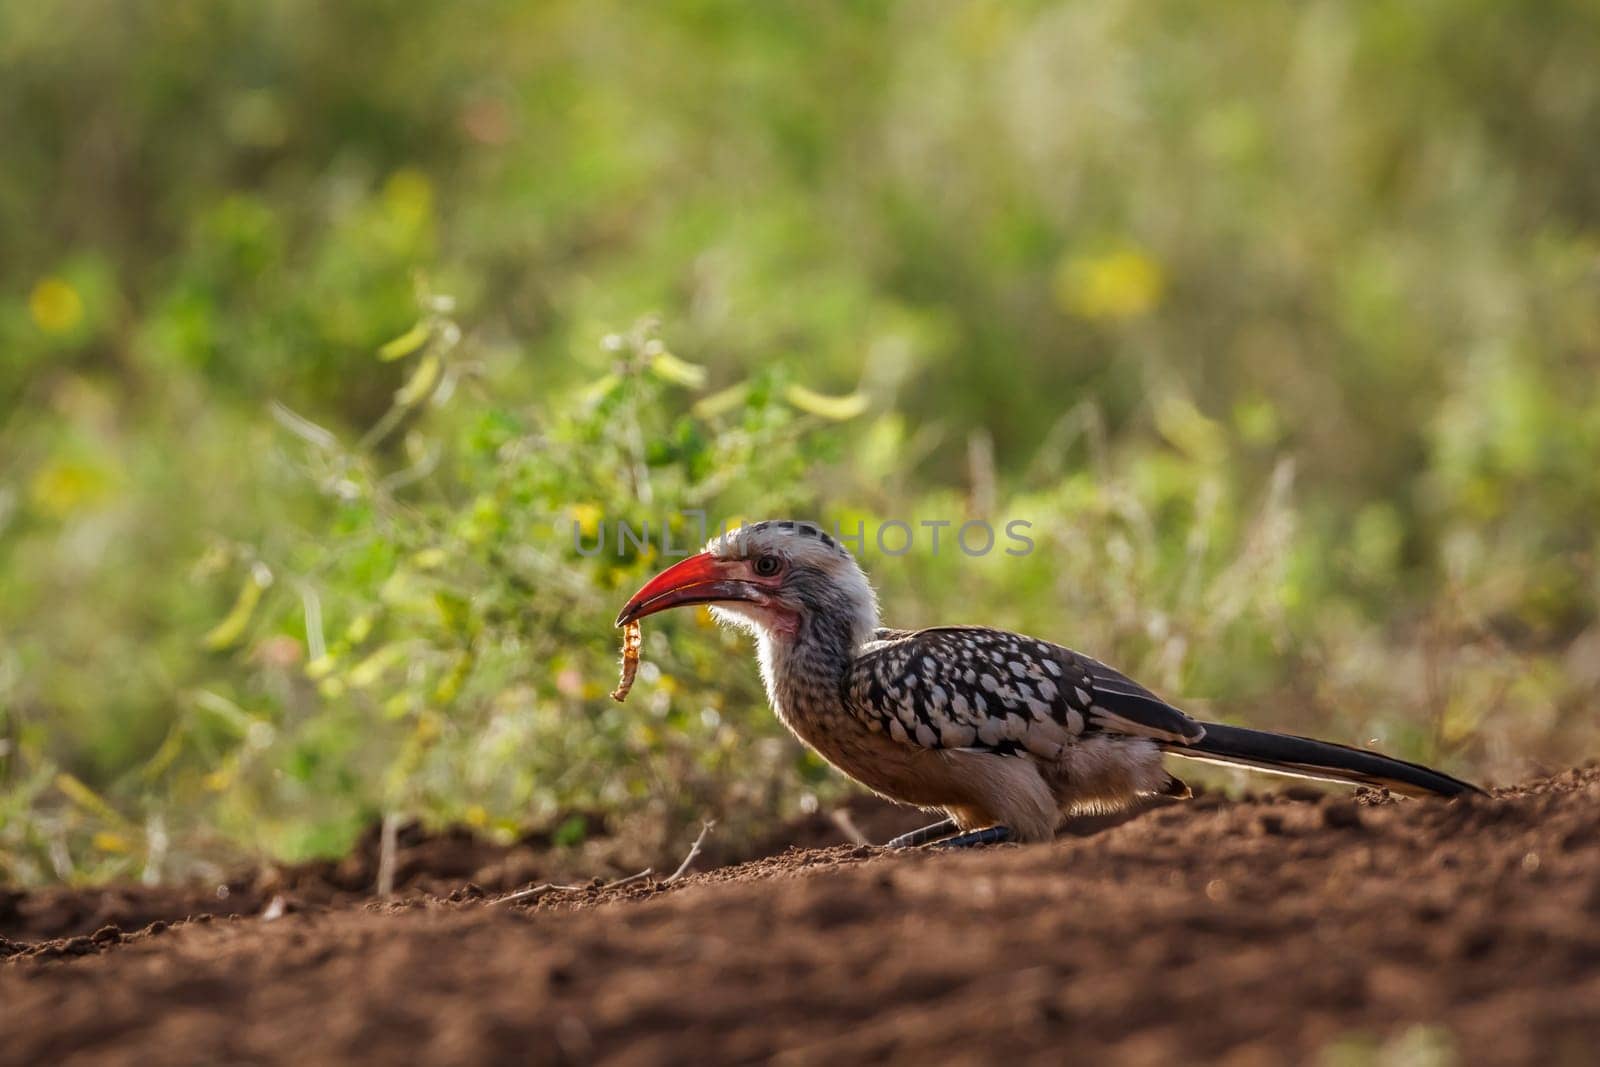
571, 503, 603, 538
383, 167, 434, 230
202, 764, 236, 792
29, 277, 85, 334
93, 832, 133, 854
1054, 248, 1164, 321
411, 547, 449, 570
28, 458, 112, 518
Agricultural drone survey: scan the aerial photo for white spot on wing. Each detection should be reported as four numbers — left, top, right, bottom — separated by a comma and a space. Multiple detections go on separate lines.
947, 723, 975, 747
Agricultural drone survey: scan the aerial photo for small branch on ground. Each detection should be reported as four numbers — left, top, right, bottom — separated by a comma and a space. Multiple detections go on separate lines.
605, 868, 655, 890
491, 867, 655, 909
665, 821, 716, 884
828, 808, 868, 846
376, 813, 400, 897
491, 882, 585, 907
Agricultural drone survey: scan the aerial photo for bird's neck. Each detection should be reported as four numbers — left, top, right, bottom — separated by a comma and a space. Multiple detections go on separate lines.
757, 612, 861, 732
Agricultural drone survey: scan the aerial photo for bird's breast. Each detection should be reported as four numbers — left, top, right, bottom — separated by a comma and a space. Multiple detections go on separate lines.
770, 677, 974, 808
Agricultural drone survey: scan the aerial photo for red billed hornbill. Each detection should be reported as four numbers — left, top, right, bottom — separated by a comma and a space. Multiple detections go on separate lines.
616, 520, 1482, 848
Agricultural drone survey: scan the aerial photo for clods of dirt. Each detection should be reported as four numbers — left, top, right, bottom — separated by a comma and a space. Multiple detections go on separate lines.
3, 769, 1600, 1065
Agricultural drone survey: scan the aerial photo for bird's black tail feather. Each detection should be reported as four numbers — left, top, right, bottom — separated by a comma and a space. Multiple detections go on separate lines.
1165, 722, 1483, 798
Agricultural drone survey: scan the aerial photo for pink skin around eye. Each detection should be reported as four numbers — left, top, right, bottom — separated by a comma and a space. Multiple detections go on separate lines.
723, 558, 800, 635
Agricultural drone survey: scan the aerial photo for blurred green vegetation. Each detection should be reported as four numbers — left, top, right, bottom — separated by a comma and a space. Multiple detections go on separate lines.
3, 0, 1599, 883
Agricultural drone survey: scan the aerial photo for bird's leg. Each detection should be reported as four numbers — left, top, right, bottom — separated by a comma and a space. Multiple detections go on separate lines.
930, 825, 1012, 849
885, 819, 959, 848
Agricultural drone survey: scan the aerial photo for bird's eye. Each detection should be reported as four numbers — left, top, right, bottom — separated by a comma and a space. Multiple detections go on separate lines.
753, 554, 782, 577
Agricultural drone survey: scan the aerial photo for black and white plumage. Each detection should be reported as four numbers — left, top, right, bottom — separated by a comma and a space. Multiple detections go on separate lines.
848, 626, 1205, 754
616, 519, 1482, 848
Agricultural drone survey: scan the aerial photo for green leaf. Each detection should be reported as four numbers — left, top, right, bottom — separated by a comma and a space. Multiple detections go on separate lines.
348, 644, 405, 689
692, 382, 750, 419
1153, 391, 1226, 464
378, 321, 430, 361
202, 565, 272, 651
433, 590, 474, 637
784, 384, 868, 421
394, 353, 442, 407
552, 814, 589, 848
56, 772, 131, 826
431, 650, 474, 704
648, 349, 708, 388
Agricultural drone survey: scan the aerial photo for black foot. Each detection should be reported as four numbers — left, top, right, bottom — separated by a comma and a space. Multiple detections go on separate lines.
886, 819, 958, 848
930, 826, 1012, 849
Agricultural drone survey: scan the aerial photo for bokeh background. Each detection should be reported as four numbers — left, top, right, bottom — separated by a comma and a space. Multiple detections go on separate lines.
4, 0, 1599, 884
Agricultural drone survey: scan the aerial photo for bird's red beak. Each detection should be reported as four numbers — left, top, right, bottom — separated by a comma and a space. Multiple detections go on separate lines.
614, 552, 770, 627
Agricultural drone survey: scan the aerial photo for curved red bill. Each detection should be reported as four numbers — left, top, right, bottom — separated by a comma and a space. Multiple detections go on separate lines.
614, 552, 768, 627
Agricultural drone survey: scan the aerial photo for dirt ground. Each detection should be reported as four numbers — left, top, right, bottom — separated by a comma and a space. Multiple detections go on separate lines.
4, 768, 1600, 1066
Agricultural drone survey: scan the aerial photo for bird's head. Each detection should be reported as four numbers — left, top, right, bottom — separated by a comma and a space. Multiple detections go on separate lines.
615, 520, 878, 647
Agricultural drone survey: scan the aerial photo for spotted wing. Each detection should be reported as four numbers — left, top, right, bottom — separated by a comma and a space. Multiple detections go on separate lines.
845, 626, 1204, 758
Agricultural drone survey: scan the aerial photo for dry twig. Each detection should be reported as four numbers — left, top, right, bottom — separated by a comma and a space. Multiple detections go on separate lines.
828, 808, 868, 846
492, 866, 656, 909
376, 813, 400, 897
665, 821, 715, 884
606, 868, 655, 890
492, 882, 584, 907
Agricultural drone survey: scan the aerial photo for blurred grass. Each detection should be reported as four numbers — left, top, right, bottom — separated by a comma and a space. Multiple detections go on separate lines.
2, 0, 1599, 883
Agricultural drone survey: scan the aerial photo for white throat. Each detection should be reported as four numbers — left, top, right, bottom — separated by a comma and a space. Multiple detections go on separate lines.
711, 573, 879, 720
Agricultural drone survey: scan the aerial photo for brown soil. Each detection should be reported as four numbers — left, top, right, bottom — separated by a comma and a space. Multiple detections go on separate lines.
4, 769, 1600, 1065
